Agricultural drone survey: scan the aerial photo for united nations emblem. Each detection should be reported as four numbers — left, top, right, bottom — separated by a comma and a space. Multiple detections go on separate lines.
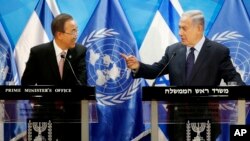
0, 45, 10, 84
212, 31, 250, 84
186, 120, 211, 141
82, 28, 141, 106
27, 119, 52, 141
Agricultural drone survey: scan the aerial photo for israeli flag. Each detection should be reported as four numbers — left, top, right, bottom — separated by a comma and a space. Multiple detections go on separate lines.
139, 0, 183, 86
14, 0, 60, 78
207, 0, 250, 140
139, 1, 182, 140
78, 0, 145, 140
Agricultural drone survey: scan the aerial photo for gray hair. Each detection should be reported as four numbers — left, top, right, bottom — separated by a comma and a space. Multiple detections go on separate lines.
182, 10, 204, 28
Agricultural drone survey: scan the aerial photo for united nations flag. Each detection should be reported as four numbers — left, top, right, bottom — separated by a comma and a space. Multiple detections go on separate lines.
207, 0, 250, 140
208, 0, 250, 85
78, 0, 145, 141
0, 20, 19, 85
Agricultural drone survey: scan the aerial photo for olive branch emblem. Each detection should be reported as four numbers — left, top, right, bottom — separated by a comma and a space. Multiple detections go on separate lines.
82, 28, 119, 47
211, 31, 243, 42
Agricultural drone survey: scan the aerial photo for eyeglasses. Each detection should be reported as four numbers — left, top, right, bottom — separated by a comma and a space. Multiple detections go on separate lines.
62, 30, 78, 35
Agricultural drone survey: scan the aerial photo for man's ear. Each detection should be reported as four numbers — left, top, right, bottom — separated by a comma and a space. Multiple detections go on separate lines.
56, 31, 63, 40
198, 24, 204, 32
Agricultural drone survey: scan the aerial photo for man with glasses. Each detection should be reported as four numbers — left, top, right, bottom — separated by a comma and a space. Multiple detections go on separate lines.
22, 13, 86, 141
22, 13, 86, 86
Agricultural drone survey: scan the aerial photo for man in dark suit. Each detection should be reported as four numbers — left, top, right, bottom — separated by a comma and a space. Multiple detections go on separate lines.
122, 10, 245, 141
21, 13, 86, 141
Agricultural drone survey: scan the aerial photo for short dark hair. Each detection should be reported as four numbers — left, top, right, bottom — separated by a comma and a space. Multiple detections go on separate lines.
51, 13, 73, 36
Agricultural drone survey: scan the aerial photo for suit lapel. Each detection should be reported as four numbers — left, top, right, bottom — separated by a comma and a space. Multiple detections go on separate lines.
178, 45, 187, 85
63, 49, 73, 79
189, 39, 211, 82
47, 42, 61, 81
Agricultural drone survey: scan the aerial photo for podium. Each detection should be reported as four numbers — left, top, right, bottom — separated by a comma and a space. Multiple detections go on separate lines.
142, 86, 249, 141
0, 86, 95, 141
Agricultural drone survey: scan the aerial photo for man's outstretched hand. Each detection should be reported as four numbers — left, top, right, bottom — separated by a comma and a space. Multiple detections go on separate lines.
121, 53, 140, 70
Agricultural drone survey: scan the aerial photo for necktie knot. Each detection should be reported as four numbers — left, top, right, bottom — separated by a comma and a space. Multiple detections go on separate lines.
190, 47, 195, 53
60, 51, 66, 58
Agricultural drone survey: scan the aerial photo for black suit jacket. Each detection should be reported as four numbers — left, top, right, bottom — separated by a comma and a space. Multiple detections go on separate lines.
21, 41, 87, 86
21, 41, 86, 141
135, 38, 245, 140
135, 38, 245, 86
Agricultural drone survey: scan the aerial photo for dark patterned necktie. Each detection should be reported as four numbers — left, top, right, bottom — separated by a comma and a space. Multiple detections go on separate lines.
185, 48, 195, 82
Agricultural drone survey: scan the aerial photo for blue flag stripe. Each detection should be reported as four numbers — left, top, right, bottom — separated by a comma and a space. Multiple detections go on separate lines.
35, 0, 54, 40
159, 0, 180, 40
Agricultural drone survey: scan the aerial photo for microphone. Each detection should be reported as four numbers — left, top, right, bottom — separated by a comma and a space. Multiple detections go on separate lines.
61, 54, 82, 85
152, 52, 176, 87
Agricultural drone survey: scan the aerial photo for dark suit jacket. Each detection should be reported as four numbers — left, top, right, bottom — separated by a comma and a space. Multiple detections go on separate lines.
135, 38, 245, 86
135, 38, 245, 140
21, 41, 87, 86
21, 41, 86, 141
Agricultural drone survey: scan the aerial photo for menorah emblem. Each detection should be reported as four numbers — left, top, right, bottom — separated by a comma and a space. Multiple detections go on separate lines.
186, 120, 211, 141
33, 121, 47, 141
191, 122, 206, 141
28, 120, 53, 141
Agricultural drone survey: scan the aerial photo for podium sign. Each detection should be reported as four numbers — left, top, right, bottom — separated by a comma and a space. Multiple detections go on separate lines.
1, 86, 95, 141
142, 86, 250, 100
0, 86, 95, 100
142, 86, 250, 141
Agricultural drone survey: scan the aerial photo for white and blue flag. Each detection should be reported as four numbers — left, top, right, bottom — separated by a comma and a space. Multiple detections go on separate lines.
139, 0, 182, 140
139, 0, 183, 86
78, 0, 145, 140
14, 0, 60, 78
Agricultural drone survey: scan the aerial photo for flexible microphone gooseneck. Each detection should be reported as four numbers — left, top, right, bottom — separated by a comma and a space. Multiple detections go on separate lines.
61, 54, 82, 85
152, 52, 176, 87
